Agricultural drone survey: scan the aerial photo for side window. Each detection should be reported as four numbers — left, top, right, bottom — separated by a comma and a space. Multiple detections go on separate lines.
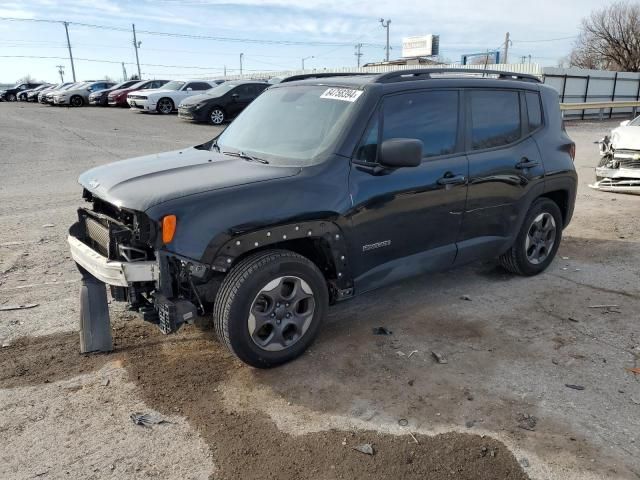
470, 90, 521, 150
355, 114, 379, 163
525, 91, 543, 132
190, 82, 211, 91
237, 85, 251, 96
382, 90, 459, 158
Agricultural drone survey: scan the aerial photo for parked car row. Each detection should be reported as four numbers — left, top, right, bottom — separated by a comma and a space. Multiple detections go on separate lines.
3, 77, 272, 125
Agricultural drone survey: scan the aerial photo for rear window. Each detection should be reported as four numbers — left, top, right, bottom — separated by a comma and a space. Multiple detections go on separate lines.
470, 90, 521, 150
525, 91, 543, 131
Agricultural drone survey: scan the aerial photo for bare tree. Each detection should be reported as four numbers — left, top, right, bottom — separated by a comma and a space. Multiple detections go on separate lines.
469, 54, 497, 65
16, 74, 35, 84
569, 1, 640, 71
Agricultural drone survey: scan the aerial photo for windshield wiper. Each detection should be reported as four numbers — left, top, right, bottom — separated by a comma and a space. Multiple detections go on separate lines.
222, 150, 269, 164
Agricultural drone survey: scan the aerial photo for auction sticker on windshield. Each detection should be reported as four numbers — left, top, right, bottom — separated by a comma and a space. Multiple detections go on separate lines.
320, 88, 363, 102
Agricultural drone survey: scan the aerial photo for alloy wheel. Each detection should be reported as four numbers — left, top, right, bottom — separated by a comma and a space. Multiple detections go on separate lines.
158, 99, 173, 114
525, 212, 556, 265
248, 276, 316, 352
71, 96, 83, 107
210, 109, 224, 125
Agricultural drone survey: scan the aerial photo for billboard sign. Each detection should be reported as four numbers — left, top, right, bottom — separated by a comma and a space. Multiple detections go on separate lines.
402, 35, 440, 57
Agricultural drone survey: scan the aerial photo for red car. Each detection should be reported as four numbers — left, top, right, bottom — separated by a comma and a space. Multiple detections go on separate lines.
107, 79, 169, 106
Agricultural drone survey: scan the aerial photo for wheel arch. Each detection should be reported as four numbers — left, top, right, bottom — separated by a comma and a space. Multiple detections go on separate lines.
539, 189, 569, 226
203, 220, 354, 302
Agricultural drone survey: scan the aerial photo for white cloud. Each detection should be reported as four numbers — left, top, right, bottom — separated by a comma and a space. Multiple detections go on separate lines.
0, 8, 35, 19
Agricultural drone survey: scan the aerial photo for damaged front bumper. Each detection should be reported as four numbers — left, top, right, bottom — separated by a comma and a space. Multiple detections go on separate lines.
590, 146, 640, 194
68, 234, 159, 286
69, 209, 203, 335
591, 165, 640, 195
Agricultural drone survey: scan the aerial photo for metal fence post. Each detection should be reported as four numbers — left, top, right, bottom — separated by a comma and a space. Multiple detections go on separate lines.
582, 75, 590, 120
609, 72, 618, 119
561, 74, 568, 103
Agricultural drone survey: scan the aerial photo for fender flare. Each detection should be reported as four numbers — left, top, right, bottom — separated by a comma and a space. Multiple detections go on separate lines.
202, 220, 354, 296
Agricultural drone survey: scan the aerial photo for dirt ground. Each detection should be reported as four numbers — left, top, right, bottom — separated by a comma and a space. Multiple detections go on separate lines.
0, 103, 638, 480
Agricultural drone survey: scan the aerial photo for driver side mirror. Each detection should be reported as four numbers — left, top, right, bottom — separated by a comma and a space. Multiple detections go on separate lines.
620, 120, 630, 127
231, 93, 239, 99
379, 138, 423, 168
86, 87, 92, 91
186, 87, 193, 91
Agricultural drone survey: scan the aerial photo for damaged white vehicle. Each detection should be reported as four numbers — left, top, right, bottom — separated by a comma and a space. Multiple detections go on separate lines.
592, 115, 640, 194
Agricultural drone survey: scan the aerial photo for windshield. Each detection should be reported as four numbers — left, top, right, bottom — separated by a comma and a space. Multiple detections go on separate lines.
206, 83, 236, 95
629, 115, 640, 126
215, 85, 361, 165
161, 81, 185, 91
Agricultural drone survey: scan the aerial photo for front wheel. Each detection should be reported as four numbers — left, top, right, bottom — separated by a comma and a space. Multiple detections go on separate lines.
70, 95, 84, 107
213, 250, 328, 368
156, 97, 174, 114
6, 93, 16, 102
499, 198, 563, 276
209, 107, 225, 125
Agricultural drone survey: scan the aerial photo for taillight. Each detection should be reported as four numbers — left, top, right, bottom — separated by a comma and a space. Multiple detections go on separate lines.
569, 143, 576, 162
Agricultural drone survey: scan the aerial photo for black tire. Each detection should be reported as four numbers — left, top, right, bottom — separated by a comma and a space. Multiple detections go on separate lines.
499, 197, 563, 276
156, 97, 174, 114
209, 106, 226, 125
213, 249, 328, 368
70, 95, 84, 107
6, 93, 16, 102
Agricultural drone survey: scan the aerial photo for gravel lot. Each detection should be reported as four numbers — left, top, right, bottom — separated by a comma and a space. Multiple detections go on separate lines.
0, 102, 639, 480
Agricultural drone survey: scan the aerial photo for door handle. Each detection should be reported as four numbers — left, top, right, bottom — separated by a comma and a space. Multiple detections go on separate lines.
515, 157, 540, 169
437, 172, 467, 186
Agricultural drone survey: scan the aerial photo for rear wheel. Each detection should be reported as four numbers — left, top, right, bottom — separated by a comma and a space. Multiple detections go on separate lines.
209, 107, 225, 125
157, 97, 174, 114
499, 198, 563, 276
213, 250, 328, 368
6, 93, 16, 102
70, 95, 84, 107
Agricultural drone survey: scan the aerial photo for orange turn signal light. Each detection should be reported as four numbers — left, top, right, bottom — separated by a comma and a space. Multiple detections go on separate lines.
162, 215, 177, 244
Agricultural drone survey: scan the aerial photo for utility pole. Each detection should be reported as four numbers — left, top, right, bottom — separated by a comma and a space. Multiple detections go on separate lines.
239, 53, 244, 76
56, 65, 65, 83
302, 55, 314, 70
355, 43, 363, 68
379, 19, 391, 62
503, 31, 511, 64
132, 24, 142, 80
224, 65, 226, 78
121, 62, 127, 81
62, 22, 76, 82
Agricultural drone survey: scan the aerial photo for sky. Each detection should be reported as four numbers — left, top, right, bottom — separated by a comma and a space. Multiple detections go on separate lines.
0, 0, 621, 84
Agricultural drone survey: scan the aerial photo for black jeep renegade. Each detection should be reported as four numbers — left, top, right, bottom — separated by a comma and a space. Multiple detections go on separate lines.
68, 69, 577, 367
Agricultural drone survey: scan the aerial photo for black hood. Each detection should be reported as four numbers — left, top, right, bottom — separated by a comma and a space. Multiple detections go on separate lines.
78, 147, 301, 212
180, 92, 220, 107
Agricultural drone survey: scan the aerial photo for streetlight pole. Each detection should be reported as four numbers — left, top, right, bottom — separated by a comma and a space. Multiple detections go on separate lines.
240, 53, 244, 76
379, 18, 391, 62
302, 56, 314, 70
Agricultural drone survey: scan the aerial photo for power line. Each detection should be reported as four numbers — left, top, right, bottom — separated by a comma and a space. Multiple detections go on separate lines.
0, 16, 388, 48
512, 35, 578, 43
0, 55, 253, 71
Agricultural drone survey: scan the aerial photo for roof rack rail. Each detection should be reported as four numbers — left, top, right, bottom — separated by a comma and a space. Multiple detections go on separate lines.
279, 72, 370, 83
374, 68, 541, 84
